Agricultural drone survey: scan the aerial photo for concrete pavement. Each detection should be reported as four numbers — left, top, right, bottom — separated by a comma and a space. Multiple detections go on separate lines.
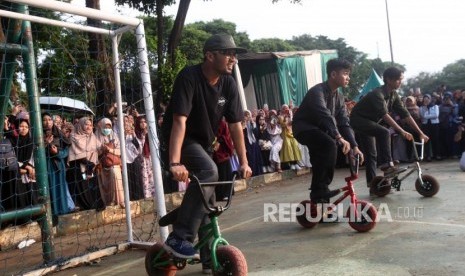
48, 159, 465, 275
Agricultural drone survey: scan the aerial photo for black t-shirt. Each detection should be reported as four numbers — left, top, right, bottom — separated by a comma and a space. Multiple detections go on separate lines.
161, 64, 243, 151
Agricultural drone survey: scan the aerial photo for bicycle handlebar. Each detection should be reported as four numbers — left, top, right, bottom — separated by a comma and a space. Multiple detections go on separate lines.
190, 172, 238, 214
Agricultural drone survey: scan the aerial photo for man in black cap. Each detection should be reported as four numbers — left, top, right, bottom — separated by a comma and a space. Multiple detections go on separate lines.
160, 34, 252, 271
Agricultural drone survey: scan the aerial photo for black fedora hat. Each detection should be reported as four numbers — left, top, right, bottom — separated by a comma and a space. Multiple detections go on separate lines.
203, 34, 247, 54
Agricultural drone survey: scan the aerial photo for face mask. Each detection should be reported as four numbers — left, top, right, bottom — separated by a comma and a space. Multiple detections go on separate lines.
102, 128, 112, 136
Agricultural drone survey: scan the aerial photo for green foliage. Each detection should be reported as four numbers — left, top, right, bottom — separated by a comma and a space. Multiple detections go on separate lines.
440, 59, 465, 90
159, 49, 187, 103
178, 19, 251, 65
114, 0, 175, 15
250, 38, 296, 52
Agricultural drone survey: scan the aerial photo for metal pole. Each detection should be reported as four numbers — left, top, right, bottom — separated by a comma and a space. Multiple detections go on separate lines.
135, 23, 169, 240
385, 0, 394, 64
234, 63, 247, 110
111, 34, 134, 242
19, 5, 55, 262
8, 0, 139, 26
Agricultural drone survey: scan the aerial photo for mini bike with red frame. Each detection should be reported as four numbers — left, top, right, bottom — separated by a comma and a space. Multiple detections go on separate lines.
295, 153, 378, 232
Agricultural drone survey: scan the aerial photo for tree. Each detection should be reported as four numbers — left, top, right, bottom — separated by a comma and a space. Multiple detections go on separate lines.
85, 0, 115, 116
440, 59, 465, 90
250, 38, 296, 52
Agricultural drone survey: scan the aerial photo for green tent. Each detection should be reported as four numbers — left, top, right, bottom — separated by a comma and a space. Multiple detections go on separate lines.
354, 69, 383, 101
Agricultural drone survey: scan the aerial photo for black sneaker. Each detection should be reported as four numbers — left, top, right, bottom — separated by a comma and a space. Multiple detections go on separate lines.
382, 166, 405, 177
310, 190, 340, 203
202, 263, 212, 274
163, 234, 199, 259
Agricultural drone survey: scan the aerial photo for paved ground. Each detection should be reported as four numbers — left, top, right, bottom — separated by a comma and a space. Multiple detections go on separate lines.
50, 159, 464, 276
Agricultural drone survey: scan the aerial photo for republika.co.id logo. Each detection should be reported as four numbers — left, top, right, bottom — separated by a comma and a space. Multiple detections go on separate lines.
263, 202, 423, 223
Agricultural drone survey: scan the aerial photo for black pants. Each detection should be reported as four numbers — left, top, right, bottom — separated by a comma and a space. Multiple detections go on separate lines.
171, 142, 218, 264
351, 119, 392, 184
295, 129, 337, 197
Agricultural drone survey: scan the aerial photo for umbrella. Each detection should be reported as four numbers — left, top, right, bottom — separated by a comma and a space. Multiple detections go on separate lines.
39, 96, 94, 115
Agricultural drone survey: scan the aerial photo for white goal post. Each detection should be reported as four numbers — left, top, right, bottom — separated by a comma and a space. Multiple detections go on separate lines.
0, 0, 168, 248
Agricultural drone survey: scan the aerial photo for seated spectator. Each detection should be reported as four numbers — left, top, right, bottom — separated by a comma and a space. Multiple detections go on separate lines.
256, 114, 273, 173
267, 111, 283, 172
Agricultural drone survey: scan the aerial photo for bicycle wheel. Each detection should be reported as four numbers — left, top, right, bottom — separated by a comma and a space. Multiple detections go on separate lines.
347, 200, 377, 233
295, 200, 319, 229
370, 176, 391, 197
415, 174, 439, 197
145, 243, 177, 276
213, 245, 248, 276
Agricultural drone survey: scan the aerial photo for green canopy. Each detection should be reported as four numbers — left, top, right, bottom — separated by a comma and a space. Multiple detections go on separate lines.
355, 69, 383, 101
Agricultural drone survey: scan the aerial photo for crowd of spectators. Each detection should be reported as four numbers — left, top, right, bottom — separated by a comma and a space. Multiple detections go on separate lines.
2, 85, 464, 229
0, 103, 157, 229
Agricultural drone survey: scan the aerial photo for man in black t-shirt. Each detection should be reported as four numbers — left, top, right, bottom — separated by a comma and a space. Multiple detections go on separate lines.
160, 34, 252, 267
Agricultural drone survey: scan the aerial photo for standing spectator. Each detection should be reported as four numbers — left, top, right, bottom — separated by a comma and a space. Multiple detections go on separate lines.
53, 114, 63, 130
125, 115, 144, 200
67, 117, 106, 211
2, 118, 37, 225
438, 92, 460, 159
419, 94, 440, 161
95, 118, 125, 208
213, 118, 235, 200
42, 113, 76, 216
134, 115, 157, 197
404, 96, 422, 161
243, 110, 263, 176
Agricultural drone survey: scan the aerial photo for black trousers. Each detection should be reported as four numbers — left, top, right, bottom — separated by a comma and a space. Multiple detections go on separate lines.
351, 118, 392, 184
295, 129, 337, 196
171, 142, 218, 252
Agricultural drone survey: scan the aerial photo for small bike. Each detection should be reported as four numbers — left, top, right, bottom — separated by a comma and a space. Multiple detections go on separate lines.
295, 153, 378, 232
145, 173, 247, 276
370, 139, 440, 197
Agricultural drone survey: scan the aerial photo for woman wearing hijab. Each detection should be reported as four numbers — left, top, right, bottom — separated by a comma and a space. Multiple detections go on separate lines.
124, 115, 144, 200
134, 115, 156, 198
419, 94, 440, 161
67, 117, 105, 211
242, 110, 263, 176
95, 118, 125, 208
42, 112, 76, 216
1, 118, 38, 226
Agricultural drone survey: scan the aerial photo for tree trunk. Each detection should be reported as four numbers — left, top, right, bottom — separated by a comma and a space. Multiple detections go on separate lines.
155, 0, 164, 113
86, 0, 114, 117
167, 0, 190, 66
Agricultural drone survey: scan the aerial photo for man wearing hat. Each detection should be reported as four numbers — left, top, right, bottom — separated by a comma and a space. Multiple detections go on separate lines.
160, 34, 252, 271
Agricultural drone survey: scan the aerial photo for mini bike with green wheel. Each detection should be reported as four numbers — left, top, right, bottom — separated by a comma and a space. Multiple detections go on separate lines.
145, 173, 247, 276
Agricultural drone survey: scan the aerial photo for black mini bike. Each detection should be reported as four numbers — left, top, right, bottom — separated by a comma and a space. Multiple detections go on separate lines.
370, 139, 440, 197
